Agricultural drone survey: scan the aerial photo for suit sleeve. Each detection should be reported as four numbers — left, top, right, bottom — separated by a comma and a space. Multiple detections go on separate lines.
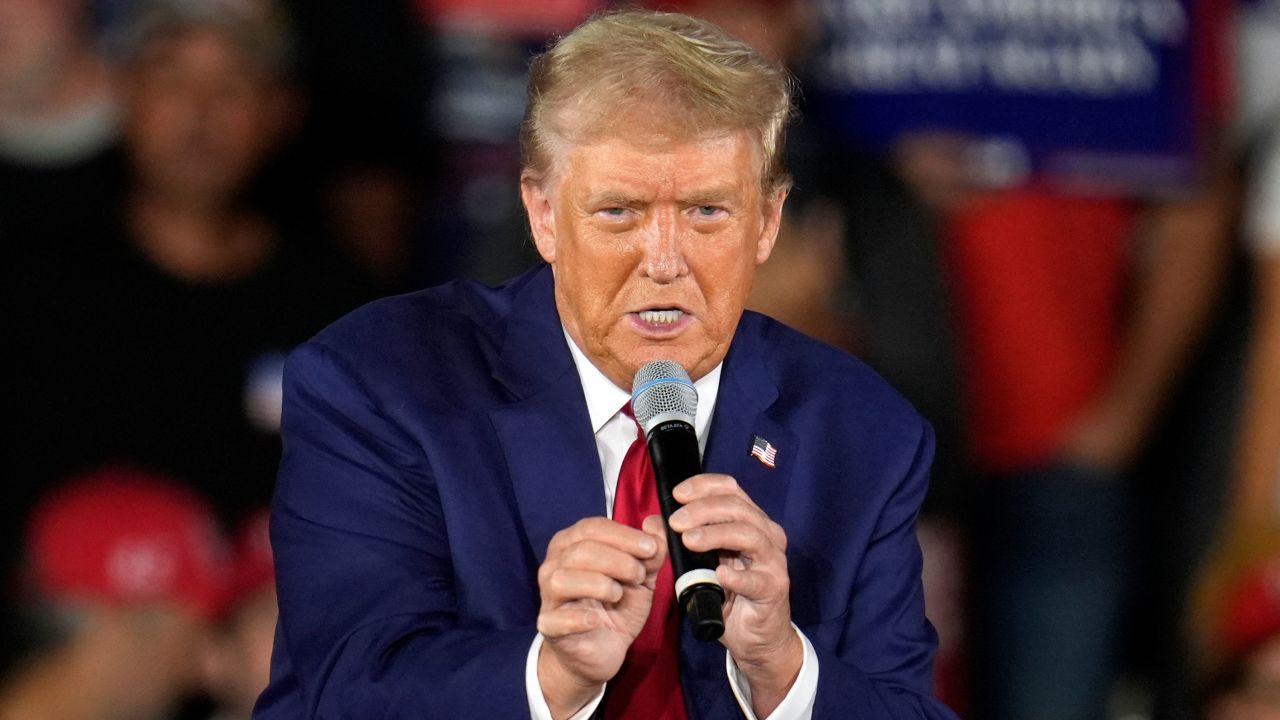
810, 419, 959, 719
265, 341, 534, 718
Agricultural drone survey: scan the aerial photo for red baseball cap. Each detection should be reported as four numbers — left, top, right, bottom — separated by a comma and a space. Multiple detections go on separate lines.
25, 465, 229, 619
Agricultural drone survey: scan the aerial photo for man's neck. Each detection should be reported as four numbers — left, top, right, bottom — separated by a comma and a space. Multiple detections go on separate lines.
129, 194, 276, 284
562, 327, 723, 442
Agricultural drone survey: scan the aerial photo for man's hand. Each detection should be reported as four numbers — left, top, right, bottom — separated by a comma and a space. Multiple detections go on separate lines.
536, 515, 667, 719
1058, 395, 1146, 472
669, 474, 802, 717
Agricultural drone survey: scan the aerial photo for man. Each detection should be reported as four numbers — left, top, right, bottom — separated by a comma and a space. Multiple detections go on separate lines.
0, 466, 226, 720
0, 0, 120, 216
10, 0, 373, 535
258, 11, 954, 719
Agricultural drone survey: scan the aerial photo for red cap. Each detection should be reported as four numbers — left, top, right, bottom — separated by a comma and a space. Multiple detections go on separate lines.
224, 509, 275, 613
25, 465, 229, 619
1222, 558, 1280, 657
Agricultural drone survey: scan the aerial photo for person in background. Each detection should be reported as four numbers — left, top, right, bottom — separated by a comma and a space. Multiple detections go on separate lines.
10, 0, 375, 538
279, 0, 429, 289
203, 511, 276, 720
950, 145, 1236, 720
0, 0, 122, 234
1193, 3, 1280, 709
1224, 124, 1280, 544
911, 7, 1238, 707
0, 465, 227, 720
1196, 123, 1280, 698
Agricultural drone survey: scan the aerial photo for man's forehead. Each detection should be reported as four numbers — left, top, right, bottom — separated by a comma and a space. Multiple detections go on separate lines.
557, 131, 763, 196
135, 26, 269, 77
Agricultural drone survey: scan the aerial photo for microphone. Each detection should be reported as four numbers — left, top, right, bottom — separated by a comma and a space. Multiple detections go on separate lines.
631, 360, 725, 642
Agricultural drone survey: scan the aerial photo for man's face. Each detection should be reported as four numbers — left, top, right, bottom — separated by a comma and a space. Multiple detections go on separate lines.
124, 27, 283, 203
522, 129, 785, 388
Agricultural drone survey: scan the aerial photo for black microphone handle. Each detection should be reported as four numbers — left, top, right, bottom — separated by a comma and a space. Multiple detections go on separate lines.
645, 419, 725, 641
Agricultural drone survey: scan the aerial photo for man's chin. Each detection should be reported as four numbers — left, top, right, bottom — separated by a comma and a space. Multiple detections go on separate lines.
613, 346, 718, 385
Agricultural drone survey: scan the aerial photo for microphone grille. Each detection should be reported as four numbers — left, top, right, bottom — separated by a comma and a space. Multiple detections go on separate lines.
631, 360, 698, 429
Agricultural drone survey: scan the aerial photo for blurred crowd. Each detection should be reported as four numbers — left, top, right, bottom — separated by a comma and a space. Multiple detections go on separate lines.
1, 0, 1277, 718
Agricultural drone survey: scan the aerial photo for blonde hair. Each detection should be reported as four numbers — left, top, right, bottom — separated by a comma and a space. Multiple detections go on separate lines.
520, 10, 795, 192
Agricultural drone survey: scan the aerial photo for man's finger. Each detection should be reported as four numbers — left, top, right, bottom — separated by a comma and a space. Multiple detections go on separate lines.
640, 514, 669, 576
669, 492, 788, 551
556, 540, 649, 585
537, 606, 601, 638
682, 520, 776, 560
671, 473, 744, 504
544, 568, 624, 605
548, 517, 658, 559
668, 494, 766, 535
716, 564, 785, 603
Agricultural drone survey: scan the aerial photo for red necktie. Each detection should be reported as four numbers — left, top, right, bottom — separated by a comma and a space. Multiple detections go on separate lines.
602, 405, 688, 720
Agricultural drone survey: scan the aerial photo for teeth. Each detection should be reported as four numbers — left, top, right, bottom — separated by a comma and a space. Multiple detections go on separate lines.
639, 309, 683, 325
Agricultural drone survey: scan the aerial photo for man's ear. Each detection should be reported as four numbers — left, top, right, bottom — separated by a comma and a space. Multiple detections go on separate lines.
755, 185, 789, 265
520, 173, 557, 264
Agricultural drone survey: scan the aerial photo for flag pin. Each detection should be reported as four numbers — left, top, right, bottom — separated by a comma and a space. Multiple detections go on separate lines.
750, 435, 778, 468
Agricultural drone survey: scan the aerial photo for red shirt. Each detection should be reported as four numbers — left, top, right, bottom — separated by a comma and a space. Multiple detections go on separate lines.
945, 188, 1138, 473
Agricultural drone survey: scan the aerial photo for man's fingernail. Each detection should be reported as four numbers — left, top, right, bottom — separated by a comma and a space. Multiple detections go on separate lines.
685, 528, 703, 544
641, 537, 657, 553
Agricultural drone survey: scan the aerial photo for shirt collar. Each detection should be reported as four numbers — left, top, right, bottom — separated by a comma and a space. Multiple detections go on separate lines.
563, 328, 722, 438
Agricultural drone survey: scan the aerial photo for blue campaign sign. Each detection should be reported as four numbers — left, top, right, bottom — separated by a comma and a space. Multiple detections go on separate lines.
808, 0, 1205, 194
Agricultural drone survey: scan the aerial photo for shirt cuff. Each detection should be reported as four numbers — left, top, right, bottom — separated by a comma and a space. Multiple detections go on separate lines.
725, 624, 819, 720
526, 633, 607, 720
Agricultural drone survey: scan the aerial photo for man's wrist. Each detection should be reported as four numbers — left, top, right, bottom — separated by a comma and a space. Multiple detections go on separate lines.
537, 639, 604, 720
733, 628, 804, 714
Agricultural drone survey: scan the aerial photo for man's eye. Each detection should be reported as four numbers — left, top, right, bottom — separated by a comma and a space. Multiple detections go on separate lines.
694, 206, 726, 218
597, 207, 629, 218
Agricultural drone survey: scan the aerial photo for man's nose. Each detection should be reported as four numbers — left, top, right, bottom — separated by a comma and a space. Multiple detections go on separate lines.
639, 209, 688, 283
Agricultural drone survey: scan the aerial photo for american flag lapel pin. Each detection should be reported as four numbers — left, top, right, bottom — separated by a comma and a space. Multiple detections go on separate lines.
750, 435, 778, 468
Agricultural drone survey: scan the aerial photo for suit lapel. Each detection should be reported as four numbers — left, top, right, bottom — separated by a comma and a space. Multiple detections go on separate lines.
489, 266, 605, 563
685, 315, 797, 719
490, 380, 604, 564
702, 317, 794, 532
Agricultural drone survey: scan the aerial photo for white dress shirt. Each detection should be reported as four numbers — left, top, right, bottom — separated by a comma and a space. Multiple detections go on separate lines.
524, 333, 818, 719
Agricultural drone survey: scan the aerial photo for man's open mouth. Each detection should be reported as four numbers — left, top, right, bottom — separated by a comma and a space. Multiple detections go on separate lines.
637, 309, 685, 326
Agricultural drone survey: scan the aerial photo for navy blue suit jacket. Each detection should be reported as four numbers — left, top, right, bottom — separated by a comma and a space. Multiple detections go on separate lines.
255, 264, 958, 719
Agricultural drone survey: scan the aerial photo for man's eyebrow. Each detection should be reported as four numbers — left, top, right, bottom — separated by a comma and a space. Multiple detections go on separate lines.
584, 191, 646, 207
679, 186, 738, 205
